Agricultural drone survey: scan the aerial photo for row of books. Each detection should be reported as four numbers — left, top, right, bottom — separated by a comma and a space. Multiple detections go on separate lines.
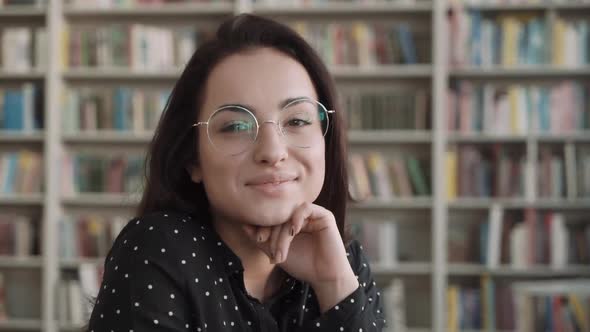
449, 10, 590, 67
447, 81, 590, 134
348, 152, 431, 201
446, 145, 525, 199
58, 264, 104, 325
66, 0, 227, 7
0, 27, 47, 71
291, 21, 429, 66
60, 215, 127, 259
513, 280, 590, 332
0, 215, 37, 257
0, 83, 44, 131
0, 150, 43, 194
449, 279, 590, 332
449, 206, 589, 267
537, 145, 590, 199
509, 211, 589, 267
0, 270, 41, 321
351, 220, 398, 267
63, 24, 213, 70
0, 0, 43, 7
341, 89, 430, 130
61, 153, 143, 195
63, 87, 169, 133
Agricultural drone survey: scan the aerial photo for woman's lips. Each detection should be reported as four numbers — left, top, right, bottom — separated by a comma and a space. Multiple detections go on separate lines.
246, 179, 297, 196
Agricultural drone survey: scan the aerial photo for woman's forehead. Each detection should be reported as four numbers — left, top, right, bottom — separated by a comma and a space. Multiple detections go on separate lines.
200, 49, 318, 117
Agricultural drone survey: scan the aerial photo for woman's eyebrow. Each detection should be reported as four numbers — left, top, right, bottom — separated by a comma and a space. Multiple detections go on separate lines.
216, 96, 311, 113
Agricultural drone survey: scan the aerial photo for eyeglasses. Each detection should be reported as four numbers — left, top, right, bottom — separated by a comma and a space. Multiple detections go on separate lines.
193, 98, 335, 156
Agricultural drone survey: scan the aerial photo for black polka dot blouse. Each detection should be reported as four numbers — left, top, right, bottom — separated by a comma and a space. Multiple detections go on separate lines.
87, 211, 387, 331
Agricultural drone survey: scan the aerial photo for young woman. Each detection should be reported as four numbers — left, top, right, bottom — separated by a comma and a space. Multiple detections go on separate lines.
87, 14, 386, 332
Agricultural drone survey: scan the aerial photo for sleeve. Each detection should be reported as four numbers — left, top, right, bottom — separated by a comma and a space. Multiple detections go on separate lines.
87, 217, 195, 331
297, 239, 387, 331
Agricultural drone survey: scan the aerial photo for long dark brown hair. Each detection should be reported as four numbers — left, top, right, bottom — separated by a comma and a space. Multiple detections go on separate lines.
136, 14, 350, 239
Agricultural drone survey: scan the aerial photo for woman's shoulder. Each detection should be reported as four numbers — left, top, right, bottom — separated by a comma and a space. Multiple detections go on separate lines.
108, 210, 207, 258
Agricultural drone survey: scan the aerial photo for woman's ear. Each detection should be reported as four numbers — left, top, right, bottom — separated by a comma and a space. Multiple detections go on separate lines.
186, 163, 203, 184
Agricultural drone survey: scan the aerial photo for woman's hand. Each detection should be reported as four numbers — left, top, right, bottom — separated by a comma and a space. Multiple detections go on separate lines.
241, 202, 359, 312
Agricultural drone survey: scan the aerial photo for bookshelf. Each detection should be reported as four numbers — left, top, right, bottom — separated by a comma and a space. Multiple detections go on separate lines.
0, 0, 589, 331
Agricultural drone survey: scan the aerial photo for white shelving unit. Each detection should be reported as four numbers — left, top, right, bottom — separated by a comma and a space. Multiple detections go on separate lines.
1, 0, 589, 331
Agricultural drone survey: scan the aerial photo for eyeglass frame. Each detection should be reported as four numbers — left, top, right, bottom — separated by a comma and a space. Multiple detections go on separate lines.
191, 97, 335, 155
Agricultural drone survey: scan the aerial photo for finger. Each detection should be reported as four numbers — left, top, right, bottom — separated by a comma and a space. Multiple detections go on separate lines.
241, 225, 259, 242
256, 227, 272, 243
298, 204, 333, 233
269, 225, 282, 263
290, 202, 314, 234
276, 222, 295, 264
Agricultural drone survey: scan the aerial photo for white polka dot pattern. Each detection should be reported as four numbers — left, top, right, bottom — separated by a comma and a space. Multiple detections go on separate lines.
86, 211, 386, 331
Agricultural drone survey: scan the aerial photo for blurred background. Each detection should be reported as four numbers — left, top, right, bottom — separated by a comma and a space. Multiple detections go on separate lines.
0, 0, 589, 331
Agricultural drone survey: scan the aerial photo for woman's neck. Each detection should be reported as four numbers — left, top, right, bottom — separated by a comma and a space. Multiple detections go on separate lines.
212, 217, 285, 303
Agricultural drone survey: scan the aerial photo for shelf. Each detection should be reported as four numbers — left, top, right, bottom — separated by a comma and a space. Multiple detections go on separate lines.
448, 132, 590, 143
349, 130, 432, 144
448, 197, 528, 209
252, 2, 432, 15
350, 198, 433, 210
332, 65, 432, 79
63, 132, 152, 144
0, 194, 43, 206
0, 131, 44, 143
0, 70, 45, 80
63, 65, 432, 80
59, 323, 83, 332
536, 132, 590, 142
63, 68, 181, 80
373, 262, 431, 276
0, 6, 45, 18
0, 318, 42, 331
64, 2, 233, 17
0, 256, 42, 269
447, 133, 527, 143
450, 66, 590, 78
448, 198, 590, 210
533, 198, 590, 209
384, 329, 432, 332
449, 263, 590, 277
60, 257, 104, 269
456, 2, 590, 11
62, 193, 140, 207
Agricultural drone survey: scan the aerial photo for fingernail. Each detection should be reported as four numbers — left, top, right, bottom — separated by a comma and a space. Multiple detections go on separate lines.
276, 250, 282, 263
290, 227, 294, 236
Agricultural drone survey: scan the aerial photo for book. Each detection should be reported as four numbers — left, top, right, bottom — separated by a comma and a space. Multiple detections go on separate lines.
290, 21, 428, 66
62, 152, 144, 195
64, 24, 214, 70
350, 219, 398, 267
64, 86, 169, 133
348, 152, 431, 200
59, 214, 128, 259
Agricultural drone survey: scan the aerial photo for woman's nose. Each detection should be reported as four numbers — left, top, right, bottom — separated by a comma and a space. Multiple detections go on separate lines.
252, 121, 288, 165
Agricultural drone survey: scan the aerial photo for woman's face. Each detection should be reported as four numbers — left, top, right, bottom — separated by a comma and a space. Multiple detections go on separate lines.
188, 47, 326, 227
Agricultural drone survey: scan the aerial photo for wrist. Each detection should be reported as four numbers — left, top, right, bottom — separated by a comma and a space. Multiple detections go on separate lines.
311, 270, 359, 313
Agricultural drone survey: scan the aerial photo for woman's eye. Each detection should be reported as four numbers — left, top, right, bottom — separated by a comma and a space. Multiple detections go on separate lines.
221, 122, 252, 132
286, 118, 312, 127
